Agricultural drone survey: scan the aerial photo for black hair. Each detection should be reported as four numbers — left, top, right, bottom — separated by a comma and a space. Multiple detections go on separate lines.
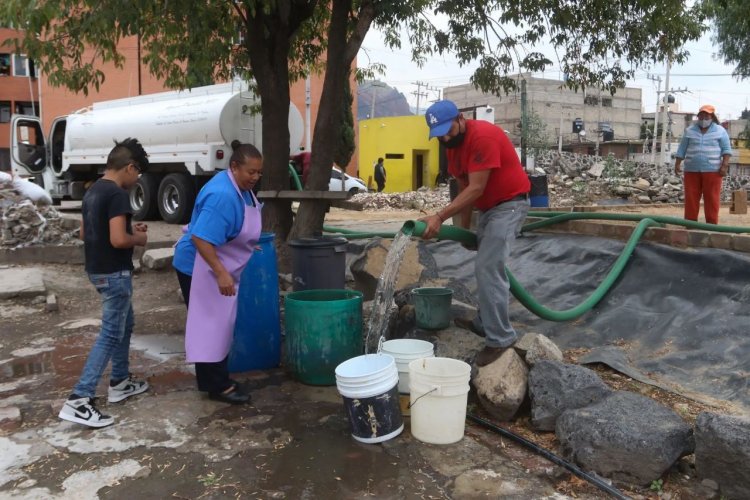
377, 157, 384, 163
106, 137, 149, 172
230, 140, 262, 166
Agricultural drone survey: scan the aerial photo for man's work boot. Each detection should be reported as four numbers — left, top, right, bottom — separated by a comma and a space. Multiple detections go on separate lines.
474, 346, 507, 367
454, 317, 486, 338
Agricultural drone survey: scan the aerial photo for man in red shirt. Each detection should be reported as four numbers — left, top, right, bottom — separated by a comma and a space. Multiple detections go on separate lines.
421, 100, 530, 367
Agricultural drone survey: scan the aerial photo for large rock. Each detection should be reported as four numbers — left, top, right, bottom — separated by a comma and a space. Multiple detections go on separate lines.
528, 360, 612, 431
142, 247, 175, 270
556, 391, 693, 486
695, 412, 750, 500
0, 267, 46, 299
473, 348, 528, 421
524, 334, 563, 366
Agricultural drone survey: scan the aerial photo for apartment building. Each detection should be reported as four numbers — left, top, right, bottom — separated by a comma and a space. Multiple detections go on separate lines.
0, 28, 40, 170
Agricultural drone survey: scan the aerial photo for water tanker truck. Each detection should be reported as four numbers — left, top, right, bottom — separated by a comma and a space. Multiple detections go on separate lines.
9, 82, 304, 223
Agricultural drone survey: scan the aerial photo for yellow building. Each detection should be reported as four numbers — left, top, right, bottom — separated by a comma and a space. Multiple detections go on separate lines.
358, 115, 441, 193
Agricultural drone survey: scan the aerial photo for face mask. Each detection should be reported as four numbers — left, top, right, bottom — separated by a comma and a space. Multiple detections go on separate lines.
442, 131, 466, 149
698, 119, 712, 128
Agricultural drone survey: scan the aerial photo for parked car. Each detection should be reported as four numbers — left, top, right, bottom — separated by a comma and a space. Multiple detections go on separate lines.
329, 166, 367, 194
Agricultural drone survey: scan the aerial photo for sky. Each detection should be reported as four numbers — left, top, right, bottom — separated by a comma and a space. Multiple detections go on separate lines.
358, 29, 750, 121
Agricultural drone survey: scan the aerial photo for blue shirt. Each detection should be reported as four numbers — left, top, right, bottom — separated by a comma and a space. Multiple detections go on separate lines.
173, 170, 254, 275
675, 123, 732, 173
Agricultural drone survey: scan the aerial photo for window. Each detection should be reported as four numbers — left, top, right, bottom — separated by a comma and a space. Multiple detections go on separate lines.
0, 54, 10, 76
12, 54, 35, 77
384, 153, 404, 159
15, 102, 38, 117
0, 101, 10, 123
584, 95, 599, 106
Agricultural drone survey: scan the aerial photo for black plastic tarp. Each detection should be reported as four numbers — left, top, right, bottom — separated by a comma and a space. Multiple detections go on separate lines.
421, 233, 750, 411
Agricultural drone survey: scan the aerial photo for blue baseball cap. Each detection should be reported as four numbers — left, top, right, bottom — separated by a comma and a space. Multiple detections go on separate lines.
425, 100, 459, 138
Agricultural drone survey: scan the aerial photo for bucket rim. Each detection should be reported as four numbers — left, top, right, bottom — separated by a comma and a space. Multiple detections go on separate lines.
381, 339, 434, 353
286, 289, 363, 303
408, 356, 471, 377
411, 287, 454, 296
335, 353, 395, 379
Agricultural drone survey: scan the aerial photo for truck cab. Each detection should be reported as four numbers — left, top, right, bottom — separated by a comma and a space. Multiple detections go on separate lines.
9, 82, 304, 224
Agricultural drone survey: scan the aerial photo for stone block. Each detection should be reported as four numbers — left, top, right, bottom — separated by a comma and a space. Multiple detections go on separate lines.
0, 268, 46, 299
142, 247, 175, 270
708, 232, 733, 250
45, 293, 58, 312
556, 391, 693, 486
528, 360, 611, 431
687, 230, 711, 248
524, 334, 563, 365
732, 234, 750, 254
694, 412, 750, 500
0, 406, 22, 432
474, 348, 528, 421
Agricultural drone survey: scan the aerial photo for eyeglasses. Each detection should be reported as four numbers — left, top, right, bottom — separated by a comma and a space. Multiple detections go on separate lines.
129, 162, 143, 174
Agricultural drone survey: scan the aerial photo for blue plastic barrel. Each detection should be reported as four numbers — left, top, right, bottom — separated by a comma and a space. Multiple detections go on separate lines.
229, 232, 281, 373
529, 174, 549, 208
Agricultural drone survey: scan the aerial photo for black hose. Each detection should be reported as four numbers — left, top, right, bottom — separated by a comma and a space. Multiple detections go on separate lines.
466, 413, 631, 500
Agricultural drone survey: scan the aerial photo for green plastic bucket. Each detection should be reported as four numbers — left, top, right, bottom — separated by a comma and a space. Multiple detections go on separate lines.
412, 287, 453, 330
284, 289, 363, 385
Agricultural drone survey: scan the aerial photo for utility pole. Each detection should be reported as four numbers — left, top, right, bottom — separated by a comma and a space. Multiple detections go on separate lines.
648, 74, 662, 165
520, 79, 528, 168
595, 87, 603, 157
369, 82, 384, 119
411, 81, 428, 115
659, 58, 671, 165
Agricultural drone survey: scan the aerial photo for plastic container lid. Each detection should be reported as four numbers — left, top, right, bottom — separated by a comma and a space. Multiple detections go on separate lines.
288, 236, 348, 248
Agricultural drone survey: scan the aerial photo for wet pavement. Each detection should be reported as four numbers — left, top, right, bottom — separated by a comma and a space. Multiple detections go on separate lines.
0, 263, 600, 499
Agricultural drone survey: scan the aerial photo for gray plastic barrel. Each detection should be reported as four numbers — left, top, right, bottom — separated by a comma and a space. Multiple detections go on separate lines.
288, 236, 348, 291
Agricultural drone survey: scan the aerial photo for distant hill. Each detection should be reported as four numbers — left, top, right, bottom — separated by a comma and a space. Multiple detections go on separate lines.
357, 81, 413, 120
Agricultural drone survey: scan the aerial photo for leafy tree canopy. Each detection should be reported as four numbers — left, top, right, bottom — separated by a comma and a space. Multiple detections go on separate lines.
703, 0, 750, 78
1, 0, 707, 242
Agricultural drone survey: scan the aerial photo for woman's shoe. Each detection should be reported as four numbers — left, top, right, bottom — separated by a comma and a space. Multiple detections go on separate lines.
208, 384, 251, 405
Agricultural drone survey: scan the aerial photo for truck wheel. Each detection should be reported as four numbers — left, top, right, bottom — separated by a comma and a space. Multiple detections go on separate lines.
130, 173, 160, 220
158, 173, 195, 224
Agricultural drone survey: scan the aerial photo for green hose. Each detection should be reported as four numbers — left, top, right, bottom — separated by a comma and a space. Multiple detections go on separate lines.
323, 212, 750, 322
288, 163, 303, 191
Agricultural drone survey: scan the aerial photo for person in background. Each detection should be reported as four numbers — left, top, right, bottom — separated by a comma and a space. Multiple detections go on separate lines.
58, 138, 150, 428
374, 157, 386, 192
674, 104, 732, 225
172, 141, 264, 404
291, 149, 312, 186
420, 100, 530, 367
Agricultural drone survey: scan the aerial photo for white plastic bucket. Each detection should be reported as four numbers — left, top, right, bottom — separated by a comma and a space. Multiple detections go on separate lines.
335, 354, 403, 444
409, 357, 471, 444
381, 339, 435, 394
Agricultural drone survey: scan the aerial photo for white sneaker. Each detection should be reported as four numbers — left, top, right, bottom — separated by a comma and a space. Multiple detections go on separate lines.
59, 397, 114, 428
108, 375, 149, 403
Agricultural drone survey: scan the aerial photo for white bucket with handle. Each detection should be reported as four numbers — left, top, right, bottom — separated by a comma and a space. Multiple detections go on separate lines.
380, 339, 434, 394
408, 357, 471, 444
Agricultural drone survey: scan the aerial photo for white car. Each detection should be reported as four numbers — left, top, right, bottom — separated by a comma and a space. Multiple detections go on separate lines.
329, 166, 367, 194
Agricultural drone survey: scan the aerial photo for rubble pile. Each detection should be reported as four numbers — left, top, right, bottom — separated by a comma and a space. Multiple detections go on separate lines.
351, 186, 450, 212
0, 179, 79, 248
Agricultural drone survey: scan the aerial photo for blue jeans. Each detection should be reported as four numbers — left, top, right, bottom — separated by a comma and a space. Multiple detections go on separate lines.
73, 271, 134, 398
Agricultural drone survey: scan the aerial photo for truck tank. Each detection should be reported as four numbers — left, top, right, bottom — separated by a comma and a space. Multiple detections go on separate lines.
62, 82, 304, 171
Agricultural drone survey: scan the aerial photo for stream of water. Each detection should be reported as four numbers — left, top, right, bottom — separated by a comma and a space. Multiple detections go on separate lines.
363, 228, 413, 353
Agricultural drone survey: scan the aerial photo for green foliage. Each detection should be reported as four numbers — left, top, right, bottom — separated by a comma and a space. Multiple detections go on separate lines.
523, 110, 550, 158
602, 154, 634, 180
704, 0, 750, 78
738, 121, 750, 149
649, 478, 664, 493
333, 70, 356, 168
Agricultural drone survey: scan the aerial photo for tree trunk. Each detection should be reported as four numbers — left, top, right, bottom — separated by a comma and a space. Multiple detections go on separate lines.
289, 0, 376, 240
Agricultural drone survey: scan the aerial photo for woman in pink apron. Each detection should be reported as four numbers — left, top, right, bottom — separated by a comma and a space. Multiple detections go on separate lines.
173, 141, 263, 404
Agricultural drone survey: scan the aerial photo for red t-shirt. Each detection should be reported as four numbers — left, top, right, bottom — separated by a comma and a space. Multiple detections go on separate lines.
446, 120, 530, 211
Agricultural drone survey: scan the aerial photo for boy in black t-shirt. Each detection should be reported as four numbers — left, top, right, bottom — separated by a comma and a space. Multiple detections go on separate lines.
59, 138, 151, 428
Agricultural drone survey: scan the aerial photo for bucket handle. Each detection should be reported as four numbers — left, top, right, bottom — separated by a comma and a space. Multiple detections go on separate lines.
407, 385, 439, 409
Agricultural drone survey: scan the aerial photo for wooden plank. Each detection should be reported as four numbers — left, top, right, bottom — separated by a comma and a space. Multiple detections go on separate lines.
330, 199, 365, 211
256, 190, 351, 200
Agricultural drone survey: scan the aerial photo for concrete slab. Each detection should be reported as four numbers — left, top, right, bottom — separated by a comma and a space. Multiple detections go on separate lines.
0, 268, 46, 299
142, 247, 174, 270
